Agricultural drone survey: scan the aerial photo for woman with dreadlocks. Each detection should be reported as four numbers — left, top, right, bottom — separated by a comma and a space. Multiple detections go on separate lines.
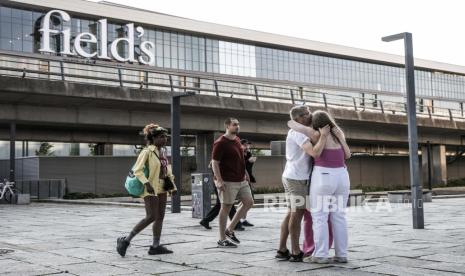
117, 123, 177, 257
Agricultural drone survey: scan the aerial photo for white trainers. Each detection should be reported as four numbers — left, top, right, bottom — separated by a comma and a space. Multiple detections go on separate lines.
303, 256, 330, 264
332, 256, 348, 263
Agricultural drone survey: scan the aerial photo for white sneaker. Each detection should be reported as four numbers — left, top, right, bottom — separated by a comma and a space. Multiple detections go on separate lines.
332, 256, 348, 263
303, 256, 330, 264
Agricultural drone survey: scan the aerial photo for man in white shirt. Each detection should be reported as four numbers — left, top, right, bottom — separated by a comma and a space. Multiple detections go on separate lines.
275, 105, 329, 262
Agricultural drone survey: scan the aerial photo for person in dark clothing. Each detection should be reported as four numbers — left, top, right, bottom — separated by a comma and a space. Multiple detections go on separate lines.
242, 139, 257, 184
199, 161, 245, 231
240, 139, 256, 227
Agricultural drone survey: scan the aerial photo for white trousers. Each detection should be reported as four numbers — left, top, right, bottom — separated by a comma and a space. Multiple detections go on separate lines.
309, 166, 350, 258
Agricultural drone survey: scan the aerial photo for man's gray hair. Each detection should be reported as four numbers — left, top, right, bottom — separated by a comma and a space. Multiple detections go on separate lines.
289, 105, 309, 120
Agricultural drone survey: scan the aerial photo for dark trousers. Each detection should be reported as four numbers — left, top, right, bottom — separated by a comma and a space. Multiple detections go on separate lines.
202, 183, 236, 223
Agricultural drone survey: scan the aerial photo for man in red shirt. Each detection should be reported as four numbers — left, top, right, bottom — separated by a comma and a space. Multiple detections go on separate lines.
212, 118, 254, 248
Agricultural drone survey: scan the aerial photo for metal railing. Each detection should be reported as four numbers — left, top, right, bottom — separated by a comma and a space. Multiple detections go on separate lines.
0, 52, 463, 121
15, 179, 66, 200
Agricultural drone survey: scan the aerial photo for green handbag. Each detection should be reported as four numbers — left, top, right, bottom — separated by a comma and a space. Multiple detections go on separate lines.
125, 161, 149, 197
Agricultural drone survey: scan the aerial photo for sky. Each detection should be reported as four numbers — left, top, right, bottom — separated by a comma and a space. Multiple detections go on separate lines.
95, 0, 465, 67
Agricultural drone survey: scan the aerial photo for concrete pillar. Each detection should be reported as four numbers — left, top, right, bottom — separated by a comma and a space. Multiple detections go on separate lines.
94, 143, 113, 156
270, 141, 286, 156
195, 132, 221, 173
69, 143, 80, 156
421, 145, 432, 190
421, 144, 447, 187
432, 145, 447, 185
9, 122, 16, 182
103, 144, 113, 156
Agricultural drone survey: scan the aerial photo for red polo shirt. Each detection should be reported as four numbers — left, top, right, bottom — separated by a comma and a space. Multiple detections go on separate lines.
212, 135, 245, 182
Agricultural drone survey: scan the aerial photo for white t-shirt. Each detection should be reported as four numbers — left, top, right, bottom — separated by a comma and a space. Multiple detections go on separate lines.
282, 129, 311, 180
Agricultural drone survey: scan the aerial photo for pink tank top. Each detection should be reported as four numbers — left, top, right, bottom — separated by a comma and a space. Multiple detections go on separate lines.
314, 147, 345, 168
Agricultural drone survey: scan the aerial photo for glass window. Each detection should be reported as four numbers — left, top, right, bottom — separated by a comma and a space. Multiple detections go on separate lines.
5, 6, 465, 102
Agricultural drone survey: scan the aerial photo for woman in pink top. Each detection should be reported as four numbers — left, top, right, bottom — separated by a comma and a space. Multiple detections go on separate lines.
289, 110, 351, 264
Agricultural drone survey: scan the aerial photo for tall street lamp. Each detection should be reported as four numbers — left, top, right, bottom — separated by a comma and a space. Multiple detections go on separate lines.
382, 32, 424, 229
170, 90, 195, 213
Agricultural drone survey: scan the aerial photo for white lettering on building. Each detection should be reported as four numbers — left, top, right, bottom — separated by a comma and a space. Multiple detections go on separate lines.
39, 10, 154, 65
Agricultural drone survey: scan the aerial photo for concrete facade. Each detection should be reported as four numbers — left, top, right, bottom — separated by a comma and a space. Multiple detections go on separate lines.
1, 0, 465, 195
3, 154, 465, 196
0, 156, 195, 195
1, 76, 465, 147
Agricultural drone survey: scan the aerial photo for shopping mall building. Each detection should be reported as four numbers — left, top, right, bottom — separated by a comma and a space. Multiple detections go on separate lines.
2, 1, 465, 107
0, 0, 464, 194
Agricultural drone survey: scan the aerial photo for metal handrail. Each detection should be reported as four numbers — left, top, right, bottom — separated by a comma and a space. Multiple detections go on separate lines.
0, 53, 463, 122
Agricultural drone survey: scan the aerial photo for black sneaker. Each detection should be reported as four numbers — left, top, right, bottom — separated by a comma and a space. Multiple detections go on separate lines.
235, 222, 245, 231
289, 251, 304, 262
116, 237, 130, 257
242, 220, 254, 227
217, 239, 237, 248
225, 229, 240, 244
200, 219, 212, 230
275, 249, 290, 260
148, 245, 173, 255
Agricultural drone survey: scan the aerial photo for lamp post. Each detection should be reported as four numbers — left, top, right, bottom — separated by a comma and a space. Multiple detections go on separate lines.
9, 122, 16, 182
170, 91, 195, 213
382, 32, 424, 229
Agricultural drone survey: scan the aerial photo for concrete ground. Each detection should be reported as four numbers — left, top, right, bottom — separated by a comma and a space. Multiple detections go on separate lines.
1, 198, 465, 276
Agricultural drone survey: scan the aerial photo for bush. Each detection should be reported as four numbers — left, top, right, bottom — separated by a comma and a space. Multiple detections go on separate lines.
351, 185, 409, 193
444, 178, 465, 187
253, 186, 284, 194
63, 192, 129, 199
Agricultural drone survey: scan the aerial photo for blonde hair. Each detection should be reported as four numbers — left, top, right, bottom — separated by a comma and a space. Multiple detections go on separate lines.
143, 123, 159, 136
142, 123, 161, 144
289, 105, 311, 121
311, 111, 337, 129
311, 111, 341, 144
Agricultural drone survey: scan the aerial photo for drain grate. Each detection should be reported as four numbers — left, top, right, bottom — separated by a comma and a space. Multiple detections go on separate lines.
0, 249, 14, 255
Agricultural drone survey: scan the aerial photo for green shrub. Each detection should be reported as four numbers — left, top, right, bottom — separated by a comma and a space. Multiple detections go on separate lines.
253, 186, 284, 194
63, 192, 129, 199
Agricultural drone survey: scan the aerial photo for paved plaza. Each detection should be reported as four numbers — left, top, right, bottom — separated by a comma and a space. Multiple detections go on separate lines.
1, 198, 465, 275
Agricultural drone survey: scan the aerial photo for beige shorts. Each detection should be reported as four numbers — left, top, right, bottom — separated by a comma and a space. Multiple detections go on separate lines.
282, 177, 308, 210
219, 180, 253, 205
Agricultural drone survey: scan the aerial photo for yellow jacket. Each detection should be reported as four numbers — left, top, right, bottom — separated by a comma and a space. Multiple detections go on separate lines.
133, 145, 177, 197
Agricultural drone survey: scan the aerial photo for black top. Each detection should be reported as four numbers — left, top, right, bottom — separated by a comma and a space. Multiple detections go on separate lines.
244, 151, 256, 183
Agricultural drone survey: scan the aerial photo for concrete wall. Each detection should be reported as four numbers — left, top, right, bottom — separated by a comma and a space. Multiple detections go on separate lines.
0, 158, 40, 180
251, 155, 412, 191
253, 155, 465, 190
3, 155, 465, 195
252, 156, 286, 189
448, 158, 465, 180
346, 156, 411, 190
0, 156, 195, 195
39, 157, 133, 194
2, 75, 465, 147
